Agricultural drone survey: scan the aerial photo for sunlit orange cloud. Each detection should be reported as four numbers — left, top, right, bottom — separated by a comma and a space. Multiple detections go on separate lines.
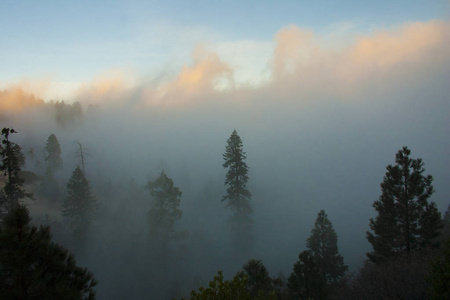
268, 20, 450, 101
74, 69, 137, 107
0, 88, 45, 113
350, 20, 447, 69
141, 46, 233, 107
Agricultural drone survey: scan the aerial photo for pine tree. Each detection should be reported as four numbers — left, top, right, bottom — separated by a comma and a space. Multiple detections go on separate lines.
0, 128, 32, 211
288, 250, 325, 300
147, 171, 182, 240
45, 133, 63, 175
238, 259, 273, 298
367, 147, 442, 263
0, 204, 97, 299
307, 210, 347, 285
222, 130, 252, 214
62, 166, 97, 246
222, 130, 253, 253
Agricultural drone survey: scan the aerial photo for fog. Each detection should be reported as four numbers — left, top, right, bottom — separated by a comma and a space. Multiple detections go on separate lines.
1, 20, 449, 299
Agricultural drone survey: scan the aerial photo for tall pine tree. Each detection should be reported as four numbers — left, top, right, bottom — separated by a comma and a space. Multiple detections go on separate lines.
62, 166, 97, 247
307, 210, 347, 285
223, 130, 253, 253
45, 133, 63, 176
223, 130, 252, 213
146, 171, 182, 240
367, 146, 442, 263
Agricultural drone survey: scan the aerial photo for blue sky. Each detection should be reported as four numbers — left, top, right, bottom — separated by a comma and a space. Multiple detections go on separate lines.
1, 0, 448, 98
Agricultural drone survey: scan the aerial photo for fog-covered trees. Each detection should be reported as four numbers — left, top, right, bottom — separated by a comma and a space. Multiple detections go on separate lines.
45, 133, 63, 175
147, 171, 182, 240
307, 210, 347, 285
288, 250, 325, 300
63, 166, 97, 245
239, 259, 273, 298
223, 130, 253, 252
0, 128, 31, 211
0, 204, 97, 299
367, 147, 442, 263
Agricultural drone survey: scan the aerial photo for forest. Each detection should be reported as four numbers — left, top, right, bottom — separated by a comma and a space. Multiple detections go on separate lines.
0, 97, 449, 300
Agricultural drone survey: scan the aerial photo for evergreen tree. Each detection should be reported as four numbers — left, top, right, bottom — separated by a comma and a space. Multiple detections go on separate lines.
288, 250, 325, 300
0, 128, 32, 211
222, 130, 253, 252
307, 210, 347, 285
367, 147, 442, 263
0, 204, 97, 299
238, 259, 273, 298
222, 130, 252, 213
147, 171, 182, 240
62, 166, 97, 246
45, 133, 63, 176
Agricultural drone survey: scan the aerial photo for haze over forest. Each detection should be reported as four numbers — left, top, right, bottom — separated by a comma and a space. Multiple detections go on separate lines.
0, 1, 449, 299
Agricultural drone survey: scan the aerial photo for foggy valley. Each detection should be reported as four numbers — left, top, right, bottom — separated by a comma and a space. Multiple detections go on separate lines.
1, 1, 449, 299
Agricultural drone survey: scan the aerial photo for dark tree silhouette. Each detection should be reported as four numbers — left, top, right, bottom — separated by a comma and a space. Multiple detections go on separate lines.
238, 259, 273, 297
0, 128, 32, 211
367, 146, 442, 263
288, 250, 325, 300
146, 171, 182, 240
45, 133, 63, 175
222, 130, 252, 213
0, 204, 97, 299
307, 210, 347, 286
222, 130, 253, 253
62, 166, 97, 246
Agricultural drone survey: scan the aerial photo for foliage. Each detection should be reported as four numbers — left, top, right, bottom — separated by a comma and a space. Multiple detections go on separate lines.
288, 250, 325, 300
0, 128, 32, 211
53, 100, 83, 126
45, 133, 63, 175
62, 166, 97, 245
367, 146, 442, 263
223, 130, 253, 253
185, 270, 276, 300
427, 239, 450, 300
238, 259, 273, 298
147, 171, 182, 239
307, 210, 347, 285
0, 204, 97, 299
222, 130, 252, 214
441, 204, 450, 241
344, 250, 435, 300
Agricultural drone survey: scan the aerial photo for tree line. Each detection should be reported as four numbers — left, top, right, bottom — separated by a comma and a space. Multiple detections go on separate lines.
0, 127, 449, 299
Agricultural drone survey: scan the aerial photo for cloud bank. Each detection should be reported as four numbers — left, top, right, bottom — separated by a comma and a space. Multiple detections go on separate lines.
1, 20, 448, 113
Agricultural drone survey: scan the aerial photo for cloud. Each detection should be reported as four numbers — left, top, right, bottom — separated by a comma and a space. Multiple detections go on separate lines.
3, 20, 449, 113
0, 88, 44, 114
266, 20, 450, 102
139, 46, 233, 107
73, 69, 137, 108
349, 20, 447, 69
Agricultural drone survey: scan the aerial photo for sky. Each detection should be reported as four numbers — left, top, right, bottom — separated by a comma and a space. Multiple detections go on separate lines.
1, 0, 450, 283
1, 0, 449, 101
